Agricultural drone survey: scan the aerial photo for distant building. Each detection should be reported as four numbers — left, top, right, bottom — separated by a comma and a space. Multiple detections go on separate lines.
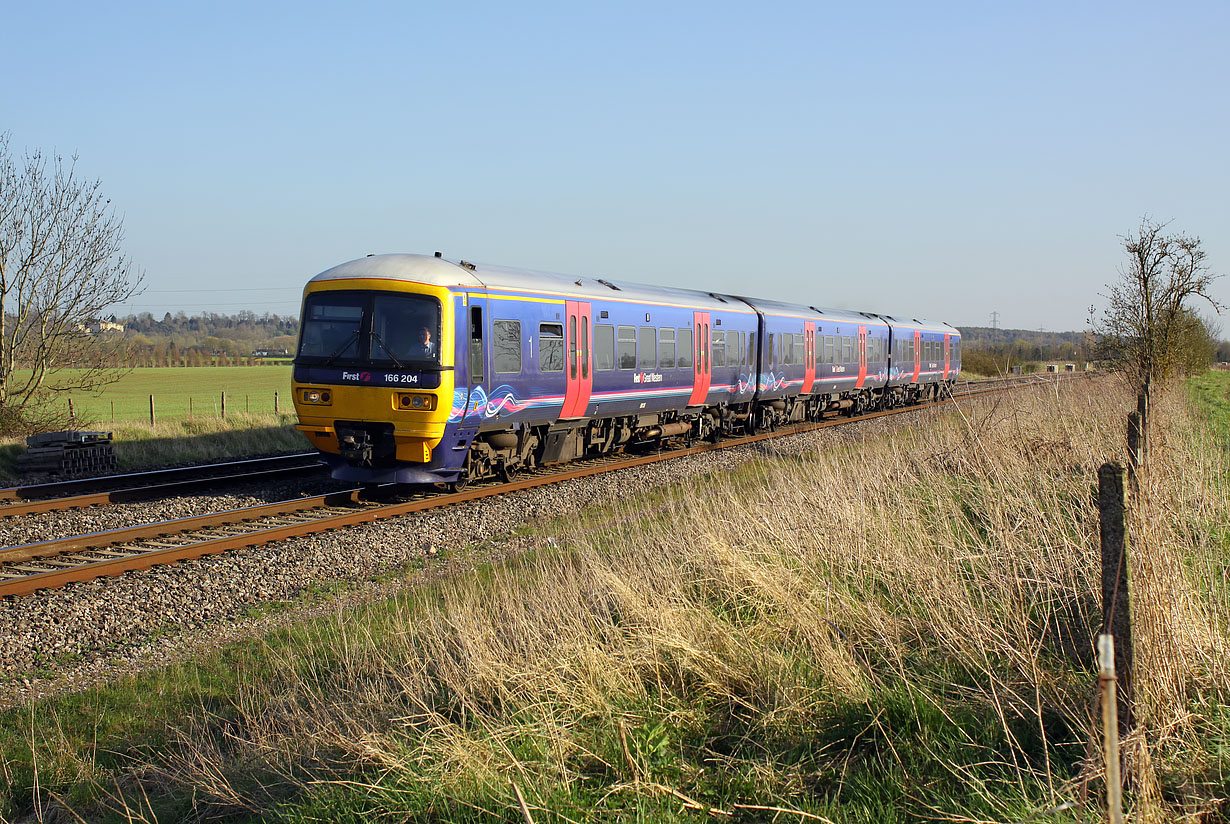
251, 348, 290, 358
73, 318, 125, 335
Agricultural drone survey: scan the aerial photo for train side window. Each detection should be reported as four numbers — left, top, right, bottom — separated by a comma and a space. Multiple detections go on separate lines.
822, 335, 832, 364
677, 327, 693, 368
492, 320, 522, 374
768, 333, 776, 365
712, 330, 726, 368
567, 317, 577, 379
594, 324, 615, 370
581, 316, 589, 379
748, 332, 756, 368
734, 331, 743, 366
639, 327, 657, 369
794, 333, 804, 367
539, 322, 564, 372
618, 326, 637, 369
660, 327, 676, 368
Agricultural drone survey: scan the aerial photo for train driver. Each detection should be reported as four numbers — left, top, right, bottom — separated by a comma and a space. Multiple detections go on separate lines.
416, 326, 436, 359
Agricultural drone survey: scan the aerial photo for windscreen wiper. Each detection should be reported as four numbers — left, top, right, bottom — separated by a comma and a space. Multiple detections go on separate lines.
321, 329, 359, 366
370, 331, 405, 369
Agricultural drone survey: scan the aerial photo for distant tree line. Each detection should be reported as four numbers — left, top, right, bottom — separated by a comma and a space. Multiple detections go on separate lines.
959, 328, 1089, 376
113, 310, 299, 367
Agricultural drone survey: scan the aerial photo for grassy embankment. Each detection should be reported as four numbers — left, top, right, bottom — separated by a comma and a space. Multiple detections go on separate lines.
0, 367, 308, 480
1, 374, 1227, 822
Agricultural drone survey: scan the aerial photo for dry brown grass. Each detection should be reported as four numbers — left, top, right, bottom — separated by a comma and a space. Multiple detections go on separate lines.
42, 376, 1230, 820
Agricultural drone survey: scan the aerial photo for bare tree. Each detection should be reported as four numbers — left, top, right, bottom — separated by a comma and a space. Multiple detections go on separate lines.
0, 133, 143, 431
1096, 217, 1222, 396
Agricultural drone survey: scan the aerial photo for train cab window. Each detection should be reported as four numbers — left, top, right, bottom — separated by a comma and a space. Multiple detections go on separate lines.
711, 330, 726, 368
659, 328, 676, 368
677, 327, 693, 369
492, 320, 522, 374
539, 323, 564, 372
299, 297, 364, 360
639, 327, 657, 369
618, 326, 637, 369
594, 324, 615, 370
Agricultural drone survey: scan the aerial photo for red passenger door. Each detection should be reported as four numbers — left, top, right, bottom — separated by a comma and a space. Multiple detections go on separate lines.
687, 311, 711, 406
943, 333, 951, 380
560, 300, 593, 418
803, 321, 816, 393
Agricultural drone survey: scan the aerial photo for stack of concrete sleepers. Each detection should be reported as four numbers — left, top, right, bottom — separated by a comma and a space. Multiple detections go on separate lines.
17, 431, 118, 478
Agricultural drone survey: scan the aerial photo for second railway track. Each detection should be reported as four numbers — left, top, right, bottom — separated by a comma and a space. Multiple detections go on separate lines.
0, 374, 1068, 598
0, 452, 327, 518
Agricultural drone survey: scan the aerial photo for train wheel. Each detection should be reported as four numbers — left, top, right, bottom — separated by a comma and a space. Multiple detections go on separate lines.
451, 456, 476, 492
499, 461, 520, 483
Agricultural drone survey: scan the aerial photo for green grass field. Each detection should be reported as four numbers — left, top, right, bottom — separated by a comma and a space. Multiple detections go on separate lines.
1190, 369, 1230, 436
34, 366, 294, 424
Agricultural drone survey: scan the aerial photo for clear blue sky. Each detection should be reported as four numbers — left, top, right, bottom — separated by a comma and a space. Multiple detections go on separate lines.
5, 0, 1228, 331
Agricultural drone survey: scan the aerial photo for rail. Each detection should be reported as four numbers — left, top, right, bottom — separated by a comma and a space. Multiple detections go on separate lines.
0, 373, 1074, 598
0, 453, 326, 518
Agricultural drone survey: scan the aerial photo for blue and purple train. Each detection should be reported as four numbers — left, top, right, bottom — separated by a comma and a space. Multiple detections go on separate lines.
291, 254, 961, 486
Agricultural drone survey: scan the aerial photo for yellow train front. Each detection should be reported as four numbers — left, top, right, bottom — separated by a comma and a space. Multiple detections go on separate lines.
292, 254, 478, 485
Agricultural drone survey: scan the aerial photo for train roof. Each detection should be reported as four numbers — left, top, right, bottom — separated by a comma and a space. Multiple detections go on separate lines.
876, 315, 961, 335
309, 254, 746, 312
736, 295, 890, 328
309, 255, 961, 334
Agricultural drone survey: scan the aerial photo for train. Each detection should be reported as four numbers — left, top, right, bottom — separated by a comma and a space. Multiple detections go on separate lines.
291, 253, 961, 487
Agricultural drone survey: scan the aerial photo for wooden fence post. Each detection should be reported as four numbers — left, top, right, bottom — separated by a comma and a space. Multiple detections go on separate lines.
221, 391, 226, 419
68, 398, 75, 422
1127, 412, 1142, 485
1098, 462, 1133, 732
110, 400, 115, 422
1136, 392, 1149, 465
1098, 634, 1124, 824
149, 395, 155, 426
274, 390, 279, 414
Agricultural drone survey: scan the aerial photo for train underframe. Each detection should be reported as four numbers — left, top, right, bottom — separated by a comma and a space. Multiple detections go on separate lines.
322, 379, 954, 490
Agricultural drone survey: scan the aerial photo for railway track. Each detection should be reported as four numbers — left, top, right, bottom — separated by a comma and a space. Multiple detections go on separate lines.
0, 373, 1070, 598
0, 452, 327, 518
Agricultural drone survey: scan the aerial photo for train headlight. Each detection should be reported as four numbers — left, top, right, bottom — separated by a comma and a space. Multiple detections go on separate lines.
397, 393, 436, 410
302, 389, 332, 405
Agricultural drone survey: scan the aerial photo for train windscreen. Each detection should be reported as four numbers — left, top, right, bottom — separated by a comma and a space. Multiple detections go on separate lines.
297, 290, 442, 366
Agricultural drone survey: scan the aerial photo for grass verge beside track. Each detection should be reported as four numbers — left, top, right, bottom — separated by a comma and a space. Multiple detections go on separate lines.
2, 376, 1228, 822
